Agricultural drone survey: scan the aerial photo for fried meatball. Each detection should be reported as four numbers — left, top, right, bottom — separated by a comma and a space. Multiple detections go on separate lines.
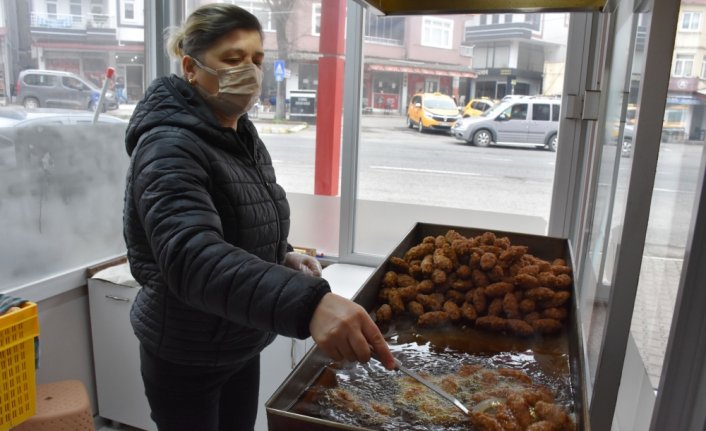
443, 301, 462, 322
388, 256, 409, 273
421, 254, 434, 275
445, 229, 465, 243
429, 269, 445, 285
537, 260, 553, 273
416, 294, 442, 311
551, 265, 572, 276
535, 400, 574, 430
382, 271, 397, 288
451, 279, 473, 292
445, 290, 465, 305
476, 316, 507, 332
494, 236, 512, 250
461, 302, 478, 321
555, 273, 572, 289
518, 264, 540, 276
485, 281, 514, 298
417, 311, 450, 327
527, 420, 557, 431
507, 392, 532, 429
377, 287, 393, 302
480, 252, 498, 271
544, 291, 571, 308
503, 292, 521, 319
499, 245, 528, 263
375, 304, 392, 323
456, 264, 472, 279
480, 231, 497, 245
406, 301, 425, 317
514, 273, 540, 290
404, 242, 434, 262
524, 312, 541, 323
531, 318, 563, 334
537, 271, 558, 288
472, 269, 490, 288
488, 297, 504, 316
434, 235, 447, 249
388, 290, 406, 314
469, 412, 504, 431
469, 251, 482, 269
398, 284, 419, 302
487, 264, 505, 282
422, 235, 436, 244
472, 288, 488, 314
408, 262, 423, 279
507, 319, 534, 337
543, 307, 568, 321
452, 239, 472, 258
417, 279, 435, 294
519, 298, 536, 314
397, 274, 417, 287
526, 287, 555, 301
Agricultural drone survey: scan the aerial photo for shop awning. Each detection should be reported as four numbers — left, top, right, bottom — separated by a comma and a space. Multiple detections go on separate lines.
368, 63, 477, 78
356, 0, 606, 14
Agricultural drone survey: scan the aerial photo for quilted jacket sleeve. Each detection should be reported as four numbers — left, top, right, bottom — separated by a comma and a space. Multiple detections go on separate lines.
129, 129, 330, 339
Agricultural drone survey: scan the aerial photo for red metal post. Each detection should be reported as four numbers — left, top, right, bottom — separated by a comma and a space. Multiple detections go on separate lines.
314, 0, 346, 196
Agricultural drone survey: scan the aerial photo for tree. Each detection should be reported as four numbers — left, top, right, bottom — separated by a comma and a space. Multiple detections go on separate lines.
265, 0, 296, 121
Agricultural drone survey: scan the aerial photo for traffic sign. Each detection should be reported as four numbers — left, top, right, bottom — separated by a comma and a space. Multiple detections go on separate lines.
274, 59, 285, 82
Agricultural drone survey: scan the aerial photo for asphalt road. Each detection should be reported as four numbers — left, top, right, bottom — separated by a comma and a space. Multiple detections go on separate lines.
262, 114, 704, 252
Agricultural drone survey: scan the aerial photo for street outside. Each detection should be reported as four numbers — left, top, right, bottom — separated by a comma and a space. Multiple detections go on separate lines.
53, 104, 706, 386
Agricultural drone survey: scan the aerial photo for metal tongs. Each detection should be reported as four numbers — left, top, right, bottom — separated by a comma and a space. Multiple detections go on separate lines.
371, 350, 470, 415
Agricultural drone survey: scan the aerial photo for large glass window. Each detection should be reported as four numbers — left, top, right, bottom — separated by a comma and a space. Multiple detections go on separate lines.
0, 0, 145, 290
355, 11, 569, 255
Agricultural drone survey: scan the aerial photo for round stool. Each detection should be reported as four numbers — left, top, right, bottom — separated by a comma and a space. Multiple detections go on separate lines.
13, 380, 95, 431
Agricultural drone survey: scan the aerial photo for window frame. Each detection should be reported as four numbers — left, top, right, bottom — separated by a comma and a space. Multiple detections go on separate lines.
312, 3, 321, 36
674, 53, 694, 77
681, 11, 701, 32
421, 16, 453, 49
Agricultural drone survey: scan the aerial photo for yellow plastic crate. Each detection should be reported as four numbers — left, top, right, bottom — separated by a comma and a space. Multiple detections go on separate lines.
0, 302, 39, 431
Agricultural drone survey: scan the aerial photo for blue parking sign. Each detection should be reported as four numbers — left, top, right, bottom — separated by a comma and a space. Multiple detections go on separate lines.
274, 59, 285, 82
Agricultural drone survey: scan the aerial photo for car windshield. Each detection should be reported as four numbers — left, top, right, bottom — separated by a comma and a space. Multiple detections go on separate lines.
424, 98, 457, 110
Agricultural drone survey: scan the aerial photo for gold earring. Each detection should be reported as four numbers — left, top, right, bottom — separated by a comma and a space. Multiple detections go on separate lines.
188, 77, 195, 85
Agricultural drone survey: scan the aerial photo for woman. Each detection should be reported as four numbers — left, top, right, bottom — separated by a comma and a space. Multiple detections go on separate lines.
123, 4, 394, 431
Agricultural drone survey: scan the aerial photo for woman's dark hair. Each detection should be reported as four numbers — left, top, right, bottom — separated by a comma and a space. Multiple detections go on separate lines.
167, 3, 263, 59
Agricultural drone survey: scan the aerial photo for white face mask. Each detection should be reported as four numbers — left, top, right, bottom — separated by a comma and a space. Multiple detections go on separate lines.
192, 57, 263, 118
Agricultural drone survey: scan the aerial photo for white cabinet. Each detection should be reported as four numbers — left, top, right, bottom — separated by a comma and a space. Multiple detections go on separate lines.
88, 265, 157, 431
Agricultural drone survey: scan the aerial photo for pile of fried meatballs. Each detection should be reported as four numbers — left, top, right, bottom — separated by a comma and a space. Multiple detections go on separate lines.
374, 230, 573, 336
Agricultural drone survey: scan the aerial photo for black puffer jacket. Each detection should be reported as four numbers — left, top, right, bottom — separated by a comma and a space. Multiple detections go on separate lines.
123, 75, 330, 366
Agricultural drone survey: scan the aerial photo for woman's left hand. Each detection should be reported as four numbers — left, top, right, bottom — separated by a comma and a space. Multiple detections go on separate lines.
283, 252, 322, 277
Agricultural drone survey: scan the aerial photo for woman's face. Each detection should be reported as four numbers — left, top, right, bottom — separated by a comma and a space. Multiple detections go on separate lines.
184, 28, 264, 96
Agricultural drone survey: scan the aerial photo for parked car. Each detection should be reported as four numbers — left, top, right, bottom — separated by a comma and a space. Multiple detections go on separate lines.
452, 97, 561, 151
406, 92, 461, 133
462, 97, 497, 118
15, 69, 119, 112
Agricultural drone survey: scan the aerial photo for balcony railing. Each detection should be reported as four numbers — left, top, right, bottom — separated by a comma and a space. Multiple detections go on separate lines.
364, 35, 404, 46
31, 12, 116, 30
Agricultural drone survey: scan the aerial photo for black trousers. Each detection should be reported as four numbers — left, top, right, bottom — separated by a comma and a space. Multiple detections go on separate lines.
139, 344, 260, 431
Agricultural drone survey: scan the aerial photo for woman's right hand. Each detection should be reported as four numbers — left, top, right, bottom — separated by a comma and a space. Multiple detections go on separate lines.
309, 293, 395, 370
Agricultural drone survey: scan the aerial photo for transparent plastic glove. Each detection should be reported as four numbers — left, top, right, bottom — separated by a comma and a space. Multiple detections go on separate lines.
283, 252, 322, 277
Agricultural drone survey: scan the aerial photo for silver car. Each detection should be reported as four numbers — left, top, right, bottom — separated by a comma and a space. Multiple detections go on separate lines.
15, 69, 119, 112
452, 97, 560, 151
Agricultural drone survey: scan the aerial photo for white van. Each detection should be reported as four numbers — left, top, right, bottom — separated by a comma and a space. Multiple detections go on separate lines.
452, 96, 561, 151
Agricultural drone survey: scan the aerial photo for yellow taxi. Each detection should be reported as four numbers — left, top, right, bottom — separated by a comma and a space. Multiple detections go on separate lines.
462, 97, 497, 118
406, 92, 461, 133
